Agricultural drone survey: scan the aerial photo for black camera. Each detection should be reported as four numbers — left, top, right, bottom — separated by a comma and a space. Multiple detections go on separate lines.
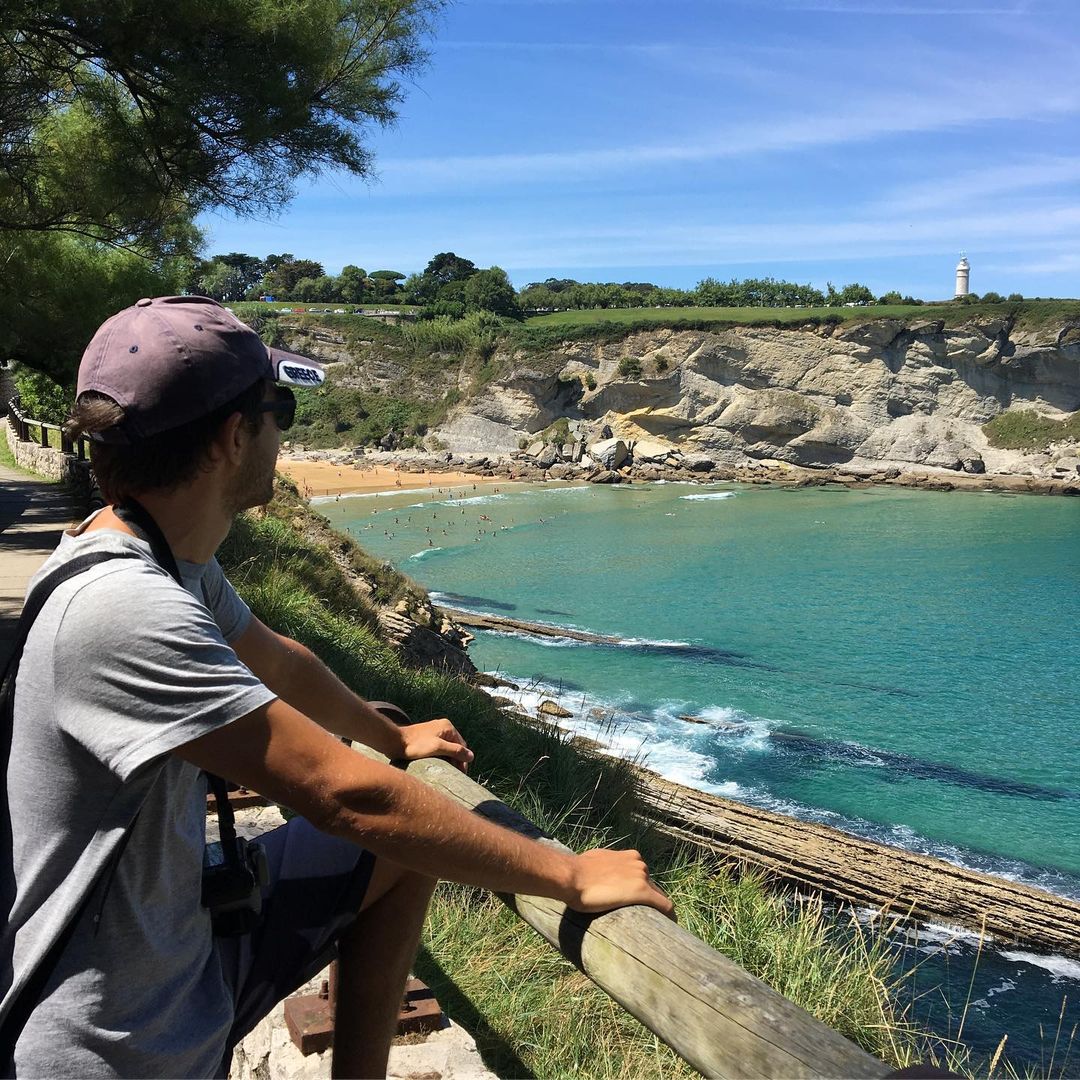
201, 837, 270, 938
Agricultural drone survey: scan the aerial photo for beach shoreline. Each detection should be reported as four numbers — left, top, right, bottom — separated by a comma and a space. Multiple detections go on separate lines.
278, 447, 1080, 499
276, 458, 505, 498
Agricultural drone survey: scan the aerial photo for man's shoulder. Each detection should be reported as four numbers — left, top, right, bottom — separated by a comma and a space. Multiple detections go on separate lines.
34, 533, 202, 634
36, 528, 156, 579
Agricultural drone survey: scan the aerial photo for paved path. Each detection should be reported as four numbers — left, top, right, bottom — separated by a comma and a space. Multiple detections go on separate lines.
0, 461, 81, 664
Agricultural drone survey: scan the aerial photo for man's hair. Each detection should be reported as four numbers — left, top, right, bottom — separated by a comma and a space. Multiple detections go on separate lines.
67, 379, 268, 502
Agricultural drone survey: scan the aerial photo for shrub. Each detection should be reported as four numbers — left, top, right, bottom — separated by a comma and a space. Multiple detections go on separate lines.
617, 356, 643, 379
12, 366, 71, 424
1008, 292, 1024, 302
540, 417, 573, 445
420, 300, 467, 321
586, 373, 597, 390
655, 355, 669, 372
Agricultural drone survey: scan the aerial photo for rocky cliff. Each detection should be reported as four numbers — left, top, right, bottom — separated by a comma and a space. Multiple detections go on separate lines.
434, 317, 1080, 479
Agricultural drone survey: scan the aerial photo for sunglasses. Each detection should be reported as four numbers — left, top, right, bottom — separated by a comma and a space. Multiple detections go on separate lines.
257, 385, 297, 431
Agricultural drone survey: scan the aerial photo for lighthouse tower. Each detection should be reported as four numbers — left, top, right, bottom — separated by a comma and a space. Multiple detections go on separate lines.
955, 256, 970, 298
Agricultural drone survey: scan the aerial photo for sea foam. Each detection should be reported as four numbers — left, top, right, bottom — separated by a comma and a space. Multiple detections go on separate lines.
998, 951, 1080, 982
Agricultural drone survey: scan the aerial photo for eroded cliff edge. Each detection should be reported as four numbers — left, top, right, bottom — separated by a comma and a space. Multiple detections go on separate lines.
428, 317, 1080, 481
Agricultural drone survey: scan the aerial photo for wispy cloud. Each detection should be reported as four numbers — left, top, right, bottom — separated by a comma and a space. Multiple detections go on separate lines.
264, 196, 1080, 275
988, 252, 1080, 274
378, 74, 1080, 191
875, 158, 1080, 214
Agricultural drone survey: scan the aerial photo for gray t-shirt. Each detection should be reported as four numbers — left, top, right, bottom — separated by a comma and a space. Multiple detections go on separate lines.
3, 520, 277, 1077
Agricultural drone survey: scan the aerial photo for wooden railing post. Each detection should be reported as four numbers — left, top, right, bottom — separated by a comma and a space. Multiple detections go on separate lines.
8, 399, 28, 442
351, 743, 892, 1079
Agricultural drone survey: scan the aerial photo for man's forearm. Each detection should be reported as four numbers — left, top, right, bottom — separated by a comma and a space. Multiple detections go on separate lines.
176, 700, 672, 916
255, 633, 405, 757
324, 758, 578, 900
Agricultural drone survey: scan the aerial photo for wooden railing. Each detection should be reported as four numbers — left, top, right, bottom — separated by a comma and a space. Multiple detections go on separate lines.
353, 743, 896, 1079
6, 398, 89, 460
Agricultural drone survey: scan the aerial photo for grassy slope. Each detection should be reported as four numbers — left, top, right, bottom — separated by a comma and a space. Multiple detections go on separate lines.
521, 300, 1080, 333
983, 410, 1080, 450
216, 479, 966, 1079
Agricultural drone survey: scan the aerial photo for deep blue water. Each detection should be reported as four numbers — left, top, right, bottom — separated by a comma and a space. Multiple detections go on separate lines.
315, 479, 1080, 1071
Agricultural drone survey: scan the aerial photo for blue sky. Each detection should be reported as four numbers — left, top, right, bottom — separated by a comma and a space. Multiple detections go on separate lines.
200, 0, 1080, 299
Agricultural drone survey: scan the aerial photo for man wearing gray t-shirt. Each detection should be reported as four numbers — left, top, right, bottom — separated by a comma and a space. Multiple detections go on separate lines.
1, 296, 672, 1078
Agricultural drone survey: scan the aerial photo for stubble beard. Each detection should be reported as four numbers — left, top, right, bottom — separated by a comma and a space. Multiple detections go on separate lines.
225, 437, 276, 515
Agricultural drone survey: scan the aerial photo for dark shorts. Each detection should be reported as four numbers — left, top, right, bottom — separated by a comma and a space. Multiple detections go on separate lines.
213, 815, 375, 1068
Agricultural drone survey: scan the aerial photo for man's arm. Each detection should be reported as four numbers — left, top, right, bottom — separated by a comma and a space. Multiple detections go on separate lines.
174, 700, 673, 916
230, 615, 470, 767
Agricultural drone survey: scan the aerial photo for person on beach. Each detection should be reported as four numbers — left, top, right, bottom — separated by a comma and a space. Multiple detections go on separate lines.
1, 297, 672, 1079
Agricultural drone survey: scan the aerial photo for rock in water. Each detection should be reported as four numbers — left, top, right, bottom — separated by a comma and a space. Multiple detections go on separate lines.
589, 469, 624, 484
538, 699, 574, 718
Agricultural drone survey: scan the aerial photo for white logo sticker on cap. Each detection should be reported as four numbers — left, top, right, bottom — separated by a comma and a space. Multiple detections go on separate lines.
278, 361, 325, 387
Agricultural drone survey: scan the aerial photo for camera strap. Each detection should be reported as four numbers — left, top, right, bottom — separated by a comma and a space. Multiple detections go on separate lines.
112, 501, 242, 871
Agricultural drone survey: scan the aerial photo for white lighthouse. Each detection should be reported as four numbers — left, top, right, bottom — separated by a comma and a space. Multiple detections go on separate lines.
955, 255, 970, 298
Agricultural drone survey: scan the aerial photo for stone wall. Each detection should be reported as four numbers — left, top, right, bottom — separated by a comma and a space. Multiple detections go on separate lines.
5, 421, 91, 496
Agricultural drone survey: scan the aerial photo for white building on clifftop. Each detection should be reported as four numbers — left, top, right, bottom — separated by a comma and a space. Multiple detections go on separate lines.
955, 256, 970, 298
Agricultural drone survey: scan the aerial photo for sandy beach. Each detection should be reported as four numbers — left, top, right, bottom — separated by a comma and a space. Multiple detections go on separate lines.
276, 458, 504, 498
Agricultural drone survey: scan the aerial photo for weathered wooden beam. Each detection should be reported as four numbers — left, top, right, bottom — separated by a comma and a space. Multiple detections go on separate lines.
353, 744, 890, 1079
633, 772, 1080, 959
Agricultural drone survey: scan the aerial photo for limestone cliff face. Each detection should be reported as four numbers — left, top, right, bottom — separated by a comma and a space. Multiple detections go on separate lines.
436, 318, 1080, 475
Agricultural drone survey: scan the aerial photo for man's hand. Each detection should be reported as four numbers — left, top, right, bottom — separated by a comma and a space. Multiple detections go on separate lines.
398, 717, 474, 772
565, 848, 676, 919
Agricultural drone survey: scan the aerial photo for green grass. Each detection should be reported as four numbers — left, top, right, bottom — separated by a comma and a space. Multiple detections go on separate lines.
983, 410, 1080, 450
212, 480, 981, 1079
287, 383, 450, 450
0, 427, 18, 469
513, 299, 1080, 351
259, 311, 514, 449
419, 855, 955, 1080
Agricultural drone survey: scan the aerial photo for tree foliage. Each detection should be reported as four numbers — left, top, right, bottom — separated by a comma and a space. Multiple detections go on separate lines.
462, 267, 520, 319
1, 0, 442, 382
519, 275, 831, 312
0, 229, 190, 382
12, 364, 71, 424
1, 0, 444, 248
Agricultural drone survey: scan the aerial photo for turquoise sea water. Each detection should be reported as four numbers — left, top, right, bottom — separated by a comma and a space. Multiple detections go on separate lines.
315, 479, 1080, 1068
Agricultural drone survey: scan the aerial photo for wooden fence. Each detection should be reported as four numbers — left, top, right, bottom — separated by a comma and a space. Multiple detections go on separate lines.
353, 743, 899, 1079
6, 398, 89, 460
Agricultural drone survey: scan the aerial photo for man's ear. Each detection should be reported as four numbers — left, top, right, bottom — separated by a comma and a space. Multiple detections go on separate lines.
209, 411, 248, 467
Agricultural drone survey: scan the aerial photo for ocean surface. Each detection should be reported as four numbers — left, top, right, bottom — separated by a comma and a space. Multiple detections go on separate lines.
315, 478, 1080, 1071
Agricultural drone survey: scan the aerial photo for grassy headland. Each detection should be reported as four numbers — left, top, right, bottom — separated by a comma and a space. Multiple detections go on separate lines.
515, 299, 1080, 340
217, 477, 969, 1078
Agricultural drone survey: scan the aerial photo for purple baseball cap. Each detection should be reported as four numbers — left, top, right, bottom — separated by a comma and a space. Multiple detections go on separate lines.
77, 295, 325, 442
